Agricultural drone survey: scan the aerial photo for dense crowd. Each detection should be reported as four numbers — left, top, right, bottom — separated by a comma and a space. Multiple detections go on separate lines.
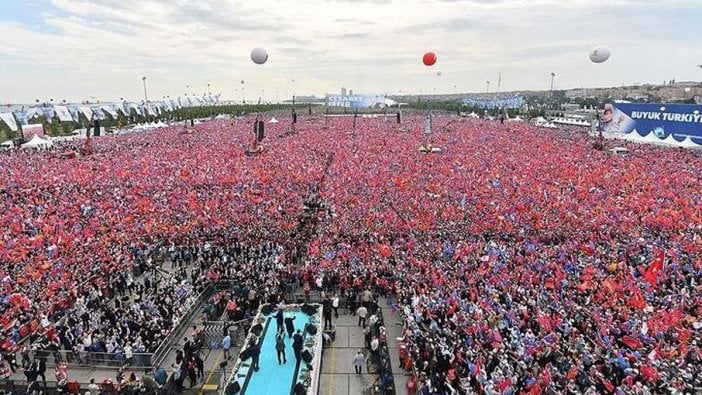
0, 113, 700, 393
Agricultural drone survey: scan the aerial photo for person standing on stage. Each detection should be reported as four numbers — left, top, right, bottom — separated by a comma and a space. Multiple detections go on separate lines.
250, 340, 261, 371
292, 330, 304, 362
275, 331, 287, 364
275, 310, 285, 333
285, 316, 296, 338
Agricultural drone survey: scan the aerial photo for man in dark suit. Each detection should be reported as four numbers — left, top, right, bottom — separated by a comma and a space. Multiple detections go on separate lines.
275, 310, 284, 333
292, 330, 304, 362
37, 359, 46, 383
323, 302, 333, 331
249, 340, 261, 371
284, 316, 296, 339
183, 337, 192, 357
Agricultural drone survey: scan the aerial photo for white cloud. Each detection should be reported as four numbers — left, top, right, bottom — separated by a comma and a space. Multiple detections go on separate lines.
0, 0, 701, 103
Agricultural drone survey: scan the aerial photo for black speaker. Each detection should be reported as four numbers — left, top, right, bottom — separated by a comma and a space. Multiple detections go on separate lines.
396, 113, 401, 124
305, 323, 317, 336
293, 382, 306, 395
226, 381, 241, 394
301, 349, 313, 364
301, 304, 317, 316
251, 324, 263, 336
292, 112, 298, 124
93, 120, 100, 137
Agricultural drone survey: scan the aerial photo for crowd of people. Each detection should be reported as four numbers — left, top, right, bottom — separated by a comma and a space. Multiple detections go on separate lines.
0, 113, 699, 393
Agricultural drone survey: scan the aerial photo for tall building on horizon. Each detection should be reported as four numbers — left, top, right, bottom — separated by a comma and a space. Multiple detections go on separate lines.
349, 89, 354, 96
341, 87, 347, 96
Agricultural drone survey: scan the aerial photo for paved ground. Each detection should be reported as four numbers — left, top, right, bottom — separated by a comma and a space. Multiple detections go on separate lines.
317, 297, 408, 395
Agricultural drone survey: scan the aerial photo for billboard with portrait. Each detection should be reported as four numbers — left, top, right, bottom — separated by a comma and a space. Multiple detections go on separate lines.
603, 103, 702, 147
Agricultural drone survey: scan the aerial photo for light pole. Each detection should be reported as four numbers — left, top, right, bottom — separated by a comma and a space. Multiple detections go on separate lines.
142, 76, 148, 104
207, 83, 211, 95
486, 80, 490, 94
241, 80, 245, 104
497, 73, 502, 96
550, 72, 556, 97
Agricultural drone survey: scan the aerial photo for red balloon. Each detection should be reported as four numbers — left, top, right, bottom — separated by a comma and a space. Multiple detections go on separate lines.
423, 52, 437, 66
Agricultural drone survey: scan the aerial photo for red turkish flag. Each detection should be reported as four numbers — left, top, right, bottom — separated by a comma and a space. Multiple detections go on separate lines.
643, 250, 664, 286
620, 335, 643, 349
627, 291, 646, 310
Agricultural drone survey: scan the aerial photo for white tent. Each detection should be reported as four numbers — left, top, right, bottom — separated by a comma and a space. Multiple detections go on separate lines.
533, 117, 558, 129
268, 117, 279, 124
50, 135, 85, 143
21, 135, 53, 149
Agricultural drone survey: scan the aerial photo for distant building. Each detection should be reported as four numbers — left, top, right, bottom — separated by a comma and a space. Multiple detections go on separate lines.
349, 90, 354, 96
673, 81, 700, 87
286, 95, 324, 104
565, 89, 593, 99
341, 87, 347, 96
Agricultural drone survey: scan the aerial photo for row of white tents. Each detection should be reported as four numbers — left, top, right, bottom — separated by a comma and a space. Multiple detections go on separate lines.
0, 94, 221, 133
1, 120, 179, 150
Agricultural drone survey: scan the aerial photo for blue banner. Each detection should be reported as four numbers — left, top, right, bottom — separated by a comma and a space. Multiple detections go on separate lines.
462, 95, 524, 110
325, 94, 393, 108
603, 103, 702, 147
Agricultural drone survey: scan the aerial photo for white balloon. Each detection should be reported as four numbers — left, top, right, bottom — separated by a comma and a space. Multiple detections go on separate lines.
684, 87, 691, 93
589, 45, 611, 64
251, 47, 268, 65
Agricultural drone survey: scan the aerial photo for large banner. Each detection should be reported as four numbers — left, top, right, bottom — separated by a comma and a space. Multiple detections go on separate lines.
101, 105, 118, 118
325, 94, 394, 108
54, 106, 74, 122
0, 113, 18, 132
603, 103, 702, 147
462, 95, 524, 110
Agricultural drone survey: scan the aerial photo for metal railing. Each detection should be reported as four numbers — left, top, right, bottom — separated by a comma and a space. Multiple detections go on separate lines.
25, 286, 213, 370
150, 285, 214, 367
27, 349, 154, 368
200, 317, 254, 349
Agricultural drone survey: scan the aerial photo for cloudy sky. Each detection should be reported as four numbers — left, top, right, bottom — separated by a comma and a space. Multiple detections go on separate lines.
1, 0, 701, 103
